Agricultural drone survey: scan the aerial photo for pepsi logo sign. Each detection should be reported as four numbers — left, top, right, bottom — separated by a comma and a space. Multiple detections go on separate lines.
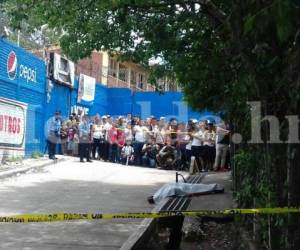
7, 51, 17, 80
6, 51, 37, 83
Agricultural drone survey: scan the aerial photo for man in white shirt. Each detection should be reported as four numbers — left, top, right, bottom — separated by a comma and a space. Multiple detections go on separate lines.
191, 120, 205, 171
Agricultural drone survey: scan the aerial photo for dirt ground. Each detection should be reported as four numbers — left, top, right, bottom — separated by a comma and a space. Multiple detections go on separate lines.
181, 217, 239, 250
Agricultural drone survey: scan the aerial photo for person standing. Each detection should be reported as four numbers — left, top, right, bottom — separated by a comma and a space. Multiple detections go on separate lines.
117, 126, 126, 162
214, 123, 230, 171
108, 122, 118, 163
125, 113, 133, 126
133, 120, 148, 166
67, 121, 77, 156
92, 117, 104, 159
47, 111, 61, 160
102, 115, 112, 161
191, 120, 206, 171
177, 122, 190, 169
203, 121, 216, 171
154, 118, 166, 149
78, 116, 92, 163
124, 123, 133, 143
60, 122, 68, 155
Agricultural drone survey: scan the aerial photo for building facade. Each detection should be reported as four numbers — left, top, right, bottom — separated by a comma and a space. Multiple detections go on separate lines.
34, 48, 179, 92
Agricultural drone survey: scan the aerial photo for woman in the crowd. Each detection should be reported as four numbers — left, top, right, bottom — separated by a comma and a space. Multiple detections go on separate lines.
117, 116, 125, 129
154, 118, 166, 149
108, 122, 118, 163
124, 123, 133, 143
117, 125, 126, 162
203, 121, 216, 171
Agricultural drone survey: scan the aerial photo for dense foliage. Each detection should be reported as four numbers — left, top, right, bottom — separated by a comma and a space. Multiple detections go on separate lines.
4, 0, 300, 248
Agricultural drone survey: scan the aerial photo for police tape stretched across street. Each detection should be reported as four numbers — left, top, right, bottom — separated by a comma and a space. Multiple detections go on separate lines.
1, 208, 300, 223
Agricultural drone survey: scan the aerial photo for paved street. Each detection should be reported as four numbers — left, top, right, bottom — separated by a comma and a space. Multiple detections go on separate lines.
0, 158, 181, 250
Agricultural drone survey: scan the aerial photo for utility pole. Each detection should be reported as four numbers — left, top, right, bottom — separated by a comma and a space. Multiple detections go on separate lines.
17, 30, 20, 46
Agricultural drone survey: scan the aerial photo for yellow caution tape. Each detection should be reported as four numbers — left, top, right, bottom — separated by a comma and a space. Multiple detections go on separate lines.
1, 208, 300, 223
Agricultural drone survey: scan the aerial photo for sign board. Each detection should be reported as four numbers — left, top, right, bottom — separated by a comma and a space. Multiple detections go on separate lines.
77, 73, 96, 106
0, 97, 27, 155
0, 39, 46, 93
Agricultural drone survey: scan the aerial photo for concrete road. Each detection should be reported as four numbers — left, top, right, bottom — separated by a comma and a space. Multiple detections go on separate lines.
0, 158, 181, 250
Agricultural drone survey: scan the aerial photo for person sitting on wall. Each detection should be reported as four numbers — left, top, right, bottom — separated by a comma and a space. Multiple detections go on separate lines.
47, 111, 61, 160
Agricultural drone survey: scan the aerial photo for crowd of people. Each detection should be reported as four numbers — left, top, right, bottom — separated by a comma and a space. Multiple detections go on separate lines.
46, 111, 231, 172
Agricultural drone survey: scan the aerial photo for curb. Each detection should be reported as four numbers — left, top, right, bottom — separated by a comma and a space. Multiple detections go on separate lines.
0, 157, 69, 179
121, 172, 204, 250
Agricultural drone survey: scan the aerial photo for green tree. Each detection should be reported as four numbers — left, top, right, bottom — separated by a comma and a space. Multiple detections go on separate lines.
0, 1, 62, 49
6, 0, 300, 248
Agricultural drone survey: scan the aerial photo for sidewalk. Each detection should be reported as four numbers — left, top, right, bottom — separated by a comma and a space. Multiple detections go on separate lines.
0, 155, 70, 179
188, 171, 234, 211
181, 171, 236, 249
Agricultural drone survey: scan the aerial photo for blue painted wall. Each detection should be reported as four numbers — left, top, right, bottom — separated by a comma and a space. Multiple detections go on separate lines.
46, 81, 72, 121
105, 88, 211, 122
107, 88, 132, 116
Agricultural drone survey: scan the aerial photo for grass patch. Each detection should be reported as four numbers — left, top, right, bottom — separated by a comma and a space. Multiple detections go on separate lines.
31, 151, 43, 159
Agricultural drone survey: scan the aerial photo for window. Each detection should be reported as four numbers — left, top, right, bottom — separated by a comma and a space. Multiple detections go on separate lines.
130, 70, 137, 86
118, 64, 128, 82
108, 58, 117, 77
138, 73, 145, 89
59, 57, 69, 73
